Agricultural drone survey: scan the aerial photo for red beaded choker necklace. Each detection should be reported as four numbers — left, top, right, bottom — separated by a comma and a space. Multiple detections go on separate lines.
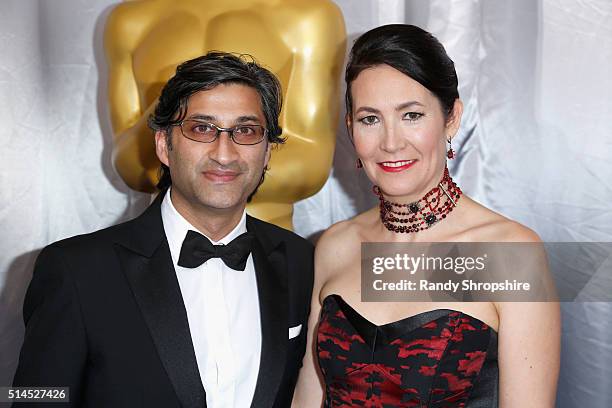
374, 167, 462, 234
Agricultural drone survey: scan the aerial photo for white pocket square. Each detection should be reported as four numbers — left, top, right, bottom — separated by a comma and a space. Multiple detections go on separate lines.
288, 324, 302, 339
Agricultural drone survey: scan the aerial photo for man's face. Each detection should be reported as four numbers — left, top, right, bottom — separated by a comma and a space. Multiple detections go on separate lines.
155, 83, 271, 214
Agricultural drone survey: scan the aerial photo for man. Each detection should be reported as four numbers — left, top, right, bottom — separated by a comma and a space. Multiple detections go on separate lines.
13, 52, 314, 408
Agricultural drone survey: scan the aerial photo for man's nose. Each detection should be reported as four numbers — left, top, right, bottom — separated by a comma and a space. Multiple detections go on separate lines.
209, 131, 239, 165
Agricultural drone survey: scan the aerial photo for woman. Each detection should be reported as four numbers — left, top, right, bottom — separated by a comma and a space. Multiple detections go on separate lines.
292, 24, 560, 407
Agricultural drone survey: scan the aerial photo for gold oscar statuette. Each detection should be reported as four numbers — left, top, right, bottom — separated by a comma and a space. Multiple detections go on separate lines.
104, 0, 346, 229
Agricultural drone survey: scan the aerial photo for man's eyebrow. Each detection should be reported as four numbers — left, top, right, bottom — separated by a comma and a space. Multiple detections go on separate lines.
187, 114, 216, 121
235, 115, 262, 124
184, 114, 262, 124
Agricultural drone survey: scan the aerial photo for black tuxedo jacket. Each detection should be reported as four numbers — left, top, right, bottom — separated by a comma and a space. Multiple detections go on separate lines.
13, 194, 314, 408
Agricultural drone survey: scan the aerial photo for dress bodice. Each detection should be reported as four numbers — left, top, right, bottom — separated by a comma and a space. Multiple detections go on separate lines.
316, 295, 498, 407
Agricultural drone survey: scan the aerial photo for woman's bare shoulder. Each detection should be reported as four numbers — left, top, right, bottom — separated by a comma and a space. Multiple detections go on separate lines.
317, 210, 371, 252
315, 208, 378, 269
459, 196, 541, 242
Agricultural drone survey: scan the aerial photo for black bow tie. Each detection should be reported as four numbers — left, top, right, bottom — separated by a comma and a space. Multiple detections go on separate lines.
178, 230, 254, 271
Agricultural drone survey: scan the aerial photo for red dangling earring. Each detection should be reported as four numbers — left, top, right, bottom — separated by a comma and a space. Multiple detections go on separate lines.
446, 138, 455, 159
356, 158, 363, 168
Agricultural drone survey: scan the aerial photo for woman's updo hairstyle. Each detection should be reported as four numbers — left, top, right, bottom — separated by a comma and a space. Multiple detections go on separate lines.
345, 24, 459, 119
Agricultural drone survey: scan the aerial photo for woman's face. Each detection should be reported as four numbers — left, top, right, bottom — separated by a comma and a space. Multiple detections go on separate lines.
348, 64, 461, 201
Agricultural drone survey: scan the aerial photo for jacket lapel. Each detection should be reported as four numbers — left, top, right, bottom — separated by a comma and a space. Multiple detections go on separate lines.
247, 216, 288, 408
114, 192, 206, 408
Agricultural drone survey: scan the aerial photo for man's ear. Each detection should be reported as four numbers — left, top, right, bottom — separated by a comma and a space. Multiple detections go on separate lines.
155, 130, 170, 166
263, 140, 272, 168
446, 99, 464, 138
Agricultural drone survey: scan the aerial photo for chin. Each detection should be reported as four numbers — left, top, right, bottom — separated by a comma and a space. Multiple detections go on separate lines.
195, 192, 243, 211
375, 183, 417, 198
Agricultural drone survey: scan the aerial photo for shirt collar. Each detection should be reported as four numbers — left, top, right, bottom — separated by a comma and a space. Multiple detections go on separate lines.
161, 188, 248, 265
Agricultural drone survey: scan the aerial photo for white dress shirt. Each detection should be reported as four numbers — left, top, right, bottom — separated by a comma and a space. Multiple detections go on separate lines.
161, 190, 262, 407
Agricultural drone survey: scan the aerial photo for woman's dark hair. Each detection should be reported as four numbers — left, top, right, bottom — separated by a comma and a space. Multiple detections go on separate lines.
345, 24, 459, 118
149, 51, 285, 191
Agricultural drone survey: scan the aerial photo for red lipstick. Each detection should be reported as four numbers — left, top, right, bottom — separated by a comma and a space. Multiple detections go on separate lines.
377, 160, 417, 173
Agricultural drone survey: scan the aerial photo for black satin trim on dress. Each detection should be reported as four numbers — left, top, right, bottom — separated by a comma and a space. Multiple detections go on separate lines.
329, 295, 454, 351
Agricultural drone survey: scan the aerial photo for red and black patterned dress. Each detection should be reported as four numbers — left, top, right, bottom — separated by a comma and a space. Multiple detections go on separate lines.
317, 295, 498, 407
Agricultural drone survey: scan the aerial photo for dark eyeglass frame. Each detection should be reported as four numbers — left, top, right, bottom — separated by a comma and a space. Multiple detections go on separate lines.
173, 119, 268, 146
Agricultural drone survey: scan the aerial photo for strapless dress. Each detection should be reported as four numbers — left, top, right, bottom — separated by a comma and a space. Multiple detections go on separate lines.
317, 294, 498, 407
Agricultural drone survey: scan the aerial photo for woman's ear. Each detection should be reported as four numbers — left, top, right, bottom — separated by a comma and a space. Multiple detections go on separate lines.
346, 113, 355, 145
446, 99, 464, 138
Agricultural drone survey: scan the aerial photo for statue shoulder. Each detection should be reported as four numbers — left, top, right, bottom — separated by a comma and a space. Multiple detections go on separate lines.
266, 0, 345, 44
105, 1, 167, 53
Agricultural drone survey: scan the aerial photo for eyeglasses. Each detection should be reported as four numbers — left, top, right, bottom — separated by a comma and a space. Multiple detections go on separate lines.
174, 120, 267, 145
